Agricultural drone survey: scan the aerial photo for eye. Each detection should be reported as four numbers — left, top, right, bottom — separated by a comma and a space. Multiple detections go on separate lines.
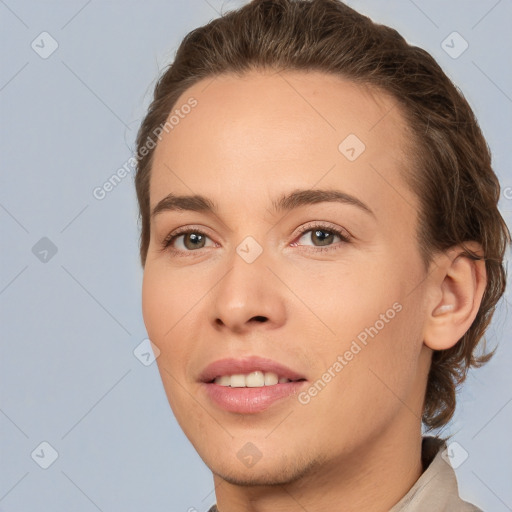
161, 228, 216, 254
292, 223, 351, 252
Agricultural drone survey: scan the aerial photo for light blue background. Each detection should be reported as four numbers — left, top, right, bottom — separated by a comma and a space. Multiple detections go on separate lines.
1, 1, 511, 511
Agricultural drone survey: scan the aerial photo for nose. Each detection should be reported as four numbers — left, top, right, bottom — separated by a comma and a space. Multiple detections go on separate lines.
209, 249, 287, 335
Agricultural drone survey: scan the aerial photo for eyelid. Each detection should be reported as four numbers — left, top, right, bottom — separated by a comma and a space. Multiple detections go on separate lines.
293, 221, 352, 240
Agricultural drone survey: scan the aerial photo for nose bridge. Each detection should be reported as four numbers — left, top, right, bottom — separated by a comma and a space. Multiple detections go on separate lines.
210, 238, 286, 331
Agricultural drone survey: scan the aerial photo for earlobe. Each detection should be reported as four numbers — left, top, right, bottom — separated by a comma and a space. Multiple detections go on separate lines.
423, 243, 487, 351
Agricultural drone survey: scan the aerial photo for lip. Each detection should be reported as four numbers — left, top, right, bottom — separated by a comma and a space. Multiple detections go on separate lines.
199, 356, 308, 414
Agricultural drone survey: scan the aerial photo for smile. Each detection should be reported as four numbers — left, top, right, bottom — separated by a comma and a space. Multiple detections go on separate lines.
200, 356, 308, 413
213, 371, 304, 387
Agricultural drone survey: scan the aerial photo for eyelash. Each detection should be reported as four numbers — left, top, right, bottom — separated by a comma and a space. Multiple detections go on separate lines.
160, 223, 351, 257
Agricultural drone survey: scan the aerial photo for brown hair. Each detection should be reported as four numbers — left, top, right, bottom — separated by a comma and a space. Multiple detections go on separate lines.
134, 0, 510, 429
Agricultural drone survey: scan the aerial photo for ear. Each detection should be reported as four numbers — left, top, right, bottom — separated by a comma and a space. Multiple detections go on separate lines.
423, 242, 487, 351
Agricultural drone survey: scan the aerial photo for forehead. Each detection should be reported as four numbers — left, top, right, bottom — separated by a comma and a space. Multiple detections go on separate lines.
149, 69, 417, 219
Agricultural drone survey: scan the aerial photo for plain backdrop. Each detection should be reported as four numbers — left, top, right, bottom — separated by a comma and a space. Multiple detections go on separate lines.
1, 1, 511, 511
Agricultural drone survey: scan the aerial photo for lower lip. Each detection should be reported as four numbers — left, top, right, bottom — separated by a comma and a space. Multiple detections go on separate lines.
201, 381, 307, 413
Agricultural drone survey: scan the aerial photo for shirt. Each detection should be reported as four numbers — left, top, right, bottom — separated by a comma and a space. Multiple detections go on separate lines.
207, 436, 483, 511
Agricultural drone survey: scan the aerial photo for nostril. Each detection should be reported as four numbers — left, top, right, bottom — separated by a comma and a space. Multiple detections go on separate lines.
251, 316, 268, 323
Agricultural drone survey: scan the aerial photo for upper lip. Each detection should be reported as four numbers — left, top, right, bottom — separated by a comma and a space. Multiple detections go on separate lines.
199, 356, 307, 383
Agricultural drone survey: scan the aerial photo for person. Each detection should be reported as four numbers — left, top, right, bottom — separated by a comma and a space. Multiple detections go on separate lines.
133, 0, 510, 510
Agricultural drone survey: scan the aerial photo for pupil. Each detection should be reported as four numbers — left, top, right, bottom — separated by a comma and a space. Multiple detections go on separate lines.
314, 229, 332, 246
186, 233, 204, 249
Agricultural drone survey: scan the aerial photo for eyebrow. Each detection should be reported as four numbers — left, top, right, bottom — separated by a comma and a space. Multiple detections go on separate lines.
150, 188, 375, 219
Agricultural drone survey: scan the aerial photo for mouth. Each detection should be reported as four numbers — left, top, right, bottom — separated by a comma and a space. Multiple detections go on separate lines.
208, 371, 305, 387
199, 356, 308, 414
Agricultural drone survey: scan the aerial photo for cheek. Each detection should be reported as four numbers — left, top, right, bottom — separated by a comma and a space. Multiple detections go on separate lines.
336, 291, 425, 420
301, 304, 424, 439
141, 264, 194, 340
141, 268, 168, 340
291, 256, 402, 344
300, 254, 425, 400
142, 263, 211, 384
141, 267, 190, 377
142, 267, 197, 414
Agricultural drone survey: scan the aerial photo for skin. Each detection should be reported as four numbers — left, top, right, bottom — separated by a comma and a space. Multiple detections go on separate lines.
141, 70, 486, 511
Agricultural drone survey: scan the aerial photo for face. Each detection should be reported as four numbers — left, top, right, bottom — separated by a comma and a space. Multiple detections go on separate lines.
142, 70, 433, 485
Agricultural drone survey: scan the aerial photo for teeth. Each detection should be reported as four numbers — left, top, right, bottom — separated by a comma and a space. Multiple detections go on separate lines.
264, 372, 278, 386
230, 374, 246, 388
216, 375, 231, 386
213, 371, 291, 387
246, 371, 264, 387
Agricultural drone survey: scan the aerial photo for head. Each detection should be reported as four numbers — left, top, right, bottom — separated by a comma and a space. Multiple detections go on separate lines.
135, 0, 510, 486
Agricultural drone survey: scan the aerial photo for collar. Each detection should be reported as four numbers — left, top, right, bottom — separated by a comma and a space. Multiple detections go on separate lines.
389, 436, 482, 511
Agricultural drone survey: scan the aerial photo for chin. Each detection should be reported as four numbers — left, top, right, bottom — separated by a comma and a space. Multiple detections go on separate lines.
206, 451, 327, 487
